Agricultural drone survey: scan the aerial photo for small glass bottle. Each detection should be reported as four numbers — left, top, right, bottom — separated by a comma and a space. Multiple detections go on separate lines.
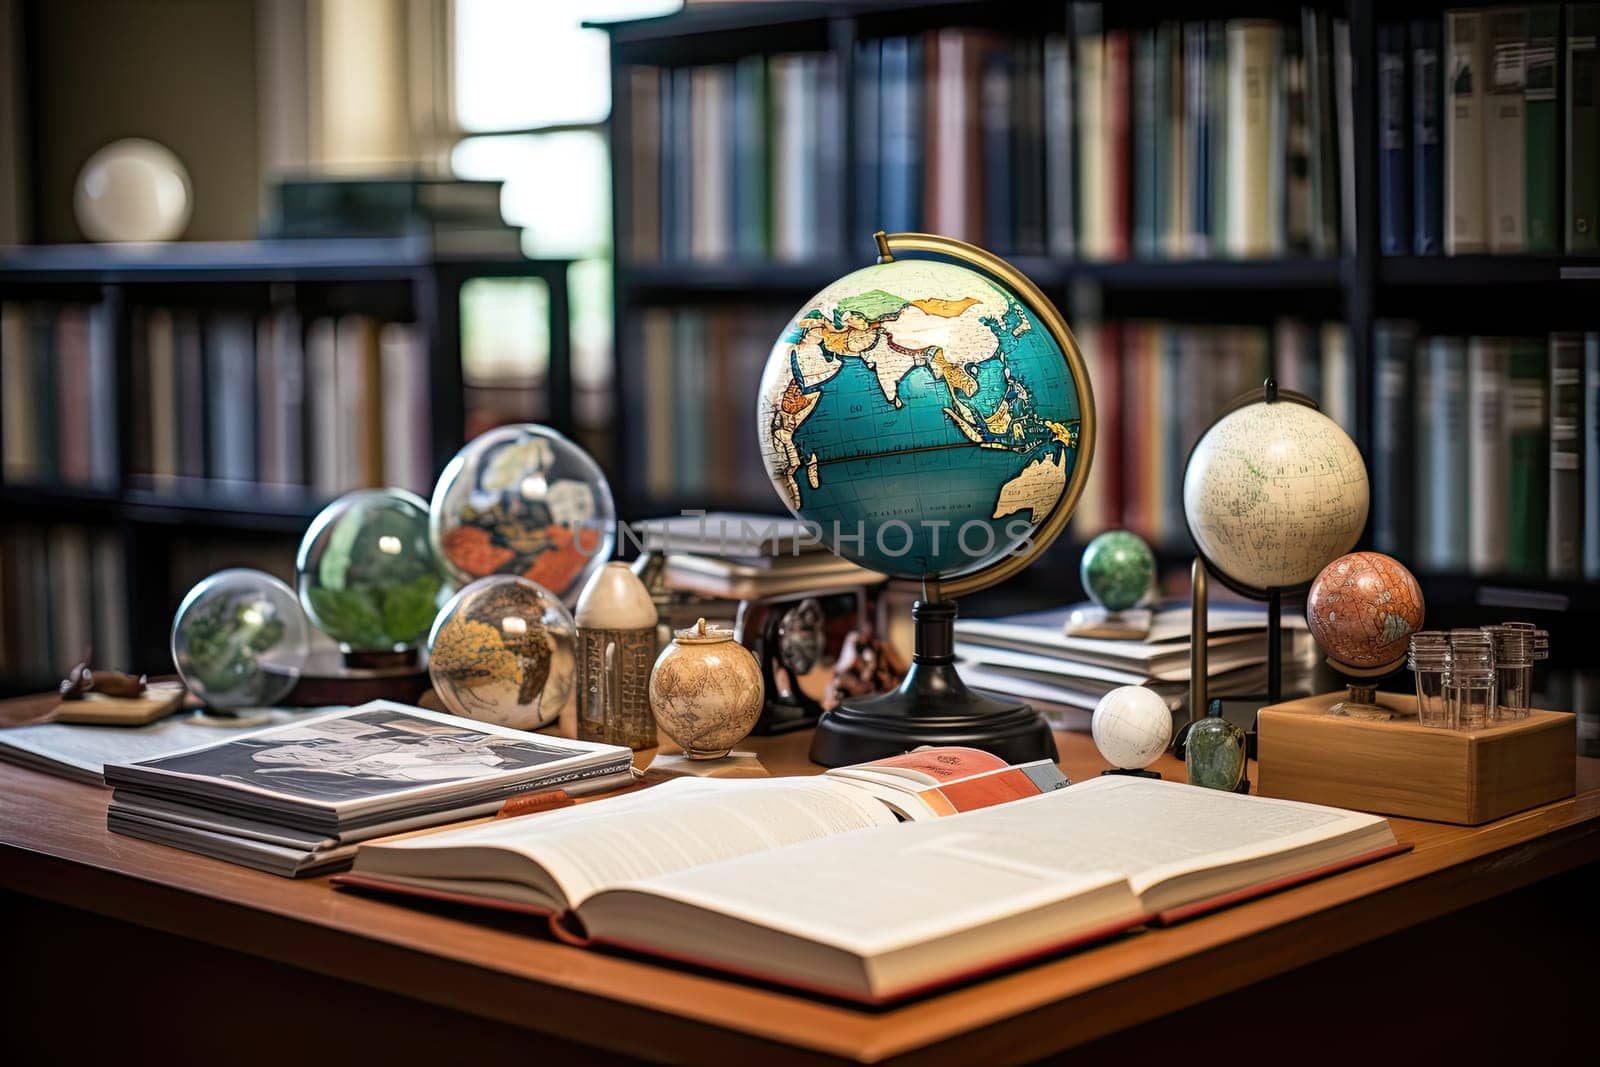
1483, 625, 1534, 721
1447, 629, 1496, 731
1408, 631, 1451, 728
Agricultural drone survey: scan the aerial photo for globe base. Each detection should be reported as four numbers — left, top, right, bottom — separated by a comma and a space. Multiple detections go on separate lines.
808, 600, 1058, 767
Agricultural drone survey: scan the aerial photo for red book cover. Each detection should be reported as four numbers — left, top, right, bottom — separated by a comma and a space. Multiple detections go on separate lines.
1105, 29, 1132, 260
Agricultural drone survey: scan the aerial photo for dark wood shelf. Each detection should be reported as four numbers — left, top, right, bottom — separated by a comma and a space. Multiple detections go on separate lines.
0, 237, 570, 285
1378, 254, 1600, 287
620, 256, 1346, 297
0, 483, 325, 533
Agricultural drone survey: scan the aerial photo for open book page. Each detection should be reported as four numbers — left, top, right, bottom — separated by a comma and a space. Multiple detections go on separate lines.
585, 776, 1390, 953
358, 776, 898, 908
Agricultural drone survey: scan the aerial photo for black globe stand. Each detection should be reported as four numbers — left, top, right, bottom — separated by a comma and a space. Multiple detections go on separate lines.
809, 600, 1058, 767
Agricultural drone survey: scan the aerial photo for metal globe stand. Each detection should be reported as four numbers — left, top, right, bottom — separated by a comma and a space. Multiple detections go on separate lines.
805, 231, 1096, 768
810, 599, 1057, 767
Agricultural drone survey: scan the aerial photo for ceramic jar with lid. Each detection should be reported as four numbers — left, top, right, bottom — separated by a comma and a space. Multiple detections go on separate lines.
648, 618, 764, 759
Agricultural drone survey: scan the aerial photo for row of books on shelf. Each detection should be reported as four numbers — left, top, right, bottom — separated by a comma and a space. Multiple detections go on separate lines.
628, 51, 844, 265
1381, 7, 1600, 256
1370, 325, 1600, 581
623, 304, 786, 504
624, 5, 1353, 264
0, 525, 128, 682
1068, 318, 1355, 549
1, 302, 433, 500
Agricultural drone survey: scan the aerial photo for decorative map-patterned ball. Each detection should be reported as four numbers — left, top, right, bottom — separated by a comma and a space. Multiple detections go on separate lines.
757, 258, 1084, 582
1091, 686, 1173, 770
427, 575, 576, 730
1183, 399, 1368, 593
1080, 529, 1155, 612
1306, 552, 1425, 670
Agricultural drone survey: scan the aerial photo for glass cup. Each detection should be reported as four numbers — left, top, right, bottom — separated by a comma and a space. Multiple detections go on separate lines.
1408, 632, 1452, 728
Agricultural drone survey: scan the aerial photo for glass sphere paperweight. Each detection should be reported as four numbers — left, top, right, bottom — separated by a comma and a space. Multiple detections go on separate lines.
171, 568, 309, 712
1081, 530, 1155, 613
297, 488, 444, 666
1185, 700, 1249, 792
427, 575, 576, 730
430, 424, 615, 604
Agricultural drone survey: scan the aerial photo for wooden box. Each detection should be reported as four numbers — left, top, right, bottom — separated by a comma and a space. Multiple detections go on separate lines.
1256, 692, 1576, 825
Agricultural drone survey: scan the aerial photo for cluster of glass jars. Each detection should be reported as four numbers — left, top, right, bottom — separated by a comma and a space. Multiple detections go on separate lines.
1407, 623, 1549, 730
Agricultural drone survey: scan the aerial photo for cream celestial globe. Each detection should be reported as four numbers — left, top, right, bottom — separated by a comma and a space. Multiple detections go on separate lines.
1183, 398, 1368, 593
1091, 686, 1173, 770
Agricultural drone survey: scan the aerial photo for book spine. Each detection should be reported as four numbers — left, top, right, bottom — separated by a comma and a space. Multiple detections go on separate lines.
629, 67, 661, 262
770, 57, 805, 262
1446, 11, 1488, 253
1506, 339, 1549, 575
1372, 321, 1415, 556
1320, 322, 1355, 434
1, 304, 33, 483
1282, 20, 1312, 254
1163, 22, 1186, 258
1524, 6, 1560, 252
672, 67, 694, 261
1133, 31, 1159, 259
1044, 35, 1076, 257
1468, 337, 1511, 574
1225, 21, 1282, 257
1416, 337, 1471, 571
815, 51, 843, 258
981, 47, 1015, 252
690, 66, 732, 263
1378, 23, 1412, 255
1104, 30, 1132, 261
1568, 5, 1600, 251
733, 54, 768, 260
1585, 332, 1600, 578
1547, 332, 1584, 577
1213, 21, 1234, 250
1410, 17, 1444, 254
1076, 9, 1108, 260
854, 41, 880, 247
1161, 325, 1186, 541
1484, 8, 1528, 253
1333, 18, 1356, 253
1014, 41, 1046, 256
880, 37, 923, 235
1183, 23, 1210, 255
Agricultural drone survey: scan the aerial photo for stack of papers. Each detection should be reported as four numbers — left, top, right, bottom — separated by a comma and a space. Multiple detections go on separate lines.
103, 702, 635, 877
636, 512, 882, 599
954, 604, 1312, 718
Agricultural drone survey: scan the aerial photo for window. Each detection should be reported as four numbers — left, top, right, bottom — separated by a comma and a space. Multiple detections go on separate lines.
451, 0, 681, 432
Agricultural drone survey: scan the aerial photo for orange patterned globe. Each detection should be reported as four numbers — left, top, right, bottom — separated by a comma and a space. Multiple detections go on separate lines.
1305, 552, 1425, 670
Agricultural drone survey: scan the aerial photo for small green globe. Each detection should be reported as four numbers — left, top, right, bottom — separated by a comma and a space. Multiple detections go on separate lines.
1080, 530, 1155, 612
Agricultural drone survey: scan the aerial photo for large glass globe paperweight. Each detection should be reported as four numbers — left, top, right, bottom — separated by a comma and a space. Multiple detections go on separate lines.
430, 424, 614, 602
427, 575, 576, 730
1183, 398, 1368, 593
297, 489, 443, 658
756, 257, 1084, 584
171, 569, 309, 710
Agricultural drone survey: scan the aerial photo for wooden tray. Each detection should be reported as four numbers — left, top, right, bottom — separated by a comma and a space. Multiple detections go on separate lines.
1256, 691, 1576, 825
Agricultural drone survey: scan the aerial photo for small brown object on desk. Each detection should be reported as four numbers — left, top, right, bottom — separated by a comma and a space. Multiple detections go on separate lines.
1257, 691, 1577, 825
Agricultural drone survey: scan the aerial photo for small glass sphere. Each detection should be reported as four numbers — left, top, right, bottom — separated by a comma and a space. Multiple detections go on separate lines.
171, 569, 309, 710
430, 424, 615, 603
1091, 685, 1173, 770
1080, 529, 1156, 612
297, 488, 444, 655
427, 575, 576, 730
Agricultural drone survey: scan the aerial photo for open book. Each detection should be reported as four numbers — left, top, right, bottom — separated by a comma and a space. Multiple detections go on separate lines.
339, 775, 1402, 1003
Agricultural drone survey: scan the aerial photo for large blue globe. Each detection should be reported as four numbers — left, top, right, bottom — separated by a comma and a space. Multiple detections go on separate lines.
757, 258, 1083, 581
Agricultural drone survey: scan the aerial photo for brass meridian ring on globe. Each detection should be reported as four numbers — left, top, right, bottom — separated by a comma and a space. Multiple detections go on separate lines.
873, 231, 1097, 600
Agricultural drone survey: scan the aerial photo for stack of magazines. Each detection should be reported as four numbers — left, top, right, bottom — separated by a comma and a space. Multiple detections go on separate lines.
104, 702, 635, 877
954, 604, 1316, 722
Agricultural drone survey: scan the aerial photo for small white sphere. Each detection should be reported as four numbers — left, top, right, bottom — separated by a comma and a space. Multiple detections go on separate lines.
75, 138, 192, 242
1091, 686, 1174, 770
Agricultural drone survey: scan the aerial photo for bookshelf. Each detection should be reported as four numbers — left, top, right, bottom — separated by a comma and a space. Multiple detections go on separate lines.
599, 0, 1600, 682
0, 238, 574, 693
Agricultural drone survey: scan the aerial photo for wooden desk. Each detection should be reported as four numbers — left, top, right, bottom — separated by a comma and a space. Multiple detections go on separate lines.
2, 722, 1598, 1064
